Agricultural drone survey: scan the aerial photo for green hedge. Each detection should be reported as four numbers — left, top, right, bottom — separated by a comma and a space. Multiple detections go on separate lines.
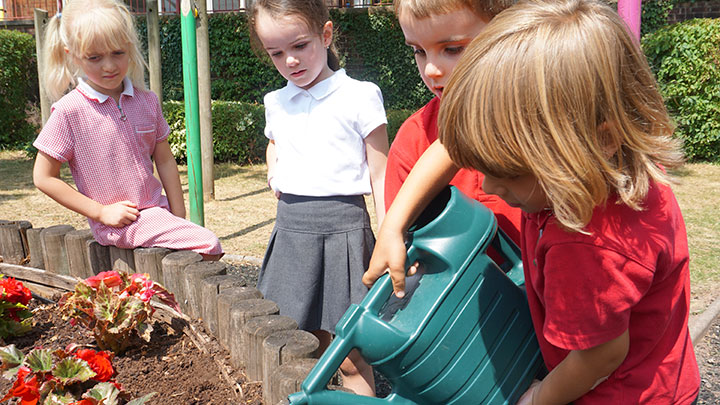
163, 100, 412, 163
138, 8, 430, 111
643, 18, 720, 162
0, 30, 38, 149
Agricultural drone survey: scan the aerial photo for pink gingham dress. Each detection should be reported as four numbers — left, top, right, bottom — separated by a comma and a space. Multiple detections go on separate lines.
33, 77, 223, 255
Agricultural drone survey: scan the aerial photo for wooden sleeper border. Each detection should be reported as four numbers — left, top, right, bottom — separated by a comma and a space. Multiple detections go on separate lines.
0, 220, 326, 404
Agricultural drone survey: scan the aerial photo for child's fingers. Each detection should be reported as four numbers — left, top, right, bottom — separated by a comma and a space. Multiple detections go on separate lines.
119, 200, 137, 208
388, 265, 407, 298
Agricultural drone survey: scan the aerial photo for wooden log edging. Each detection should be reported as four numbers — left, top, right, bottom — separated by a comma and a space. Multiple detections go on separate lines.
0, 220, 323, 403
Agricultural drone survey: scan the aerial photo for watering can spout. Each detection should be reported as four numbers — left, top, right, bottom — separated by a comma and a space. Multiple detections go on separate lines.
287, 391, 308, 404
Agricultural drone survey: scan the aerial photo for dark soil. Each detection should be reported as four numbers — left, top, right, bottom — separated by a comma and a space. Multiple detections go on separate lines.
0, 297, 262, 404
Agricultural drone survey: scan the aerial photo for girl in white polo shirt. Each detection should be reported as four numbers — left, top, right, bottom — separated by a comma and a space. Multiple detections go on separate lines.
32, 0, 223, 261
249, 0, 389, 396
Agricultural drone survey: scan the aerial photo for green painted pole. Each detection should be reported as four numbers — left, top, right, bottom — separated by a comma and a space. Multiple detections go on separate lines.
180, 0, 204, 225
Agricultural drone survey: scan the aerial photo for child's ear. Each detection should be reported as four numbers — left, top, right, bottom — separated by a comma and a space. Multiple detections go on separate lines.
322, 21, 333, 48
64, 47, 70, 54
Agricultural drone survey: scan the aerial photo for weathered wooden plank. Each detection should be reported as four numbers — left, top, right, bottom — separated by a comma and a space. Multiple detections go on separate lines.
133, 247, 171, 283
229, 299, 279, 369
26, 227, 45, 269
199, 274, 246, 336
0, 263, 80, 291
262, 330, 319, 404
41, 225, 75, 275
65, 229, 94, 280
161, 251, 202, 313
269, 358, 318, 404
181, 260, 226, 318
216, 286, 262, 349
108, 246, 135, 272
86, 240, 111, 275
0, 221, 31, 265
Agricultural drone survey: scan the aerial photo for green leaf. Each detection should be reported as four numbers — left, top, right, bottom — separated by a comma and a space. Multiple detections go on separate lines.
84, 381, 122, 405
0, 344, 25, 368
26, 348, 54, 372
52, 357, 96, 384
93, 282, 116, 322
126, 392, 156, 405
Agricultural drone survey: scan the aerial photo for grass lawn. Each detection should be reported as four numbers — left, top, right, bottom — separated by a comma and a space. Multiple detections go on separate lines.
1, 150, 718, 314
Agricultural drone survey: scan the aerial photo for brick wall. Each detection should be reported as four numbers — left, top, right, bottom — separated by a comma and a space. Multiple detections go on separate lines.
668, 1, 720, 24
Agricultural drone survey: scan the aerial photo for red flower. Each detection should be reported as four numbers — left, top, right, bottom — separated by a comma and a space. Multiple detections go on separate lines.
70, 400, 96, 405
1, 366, 39, 405
74, 349, 115, 382
85, 271, 123, 289
0, 277, 32, 305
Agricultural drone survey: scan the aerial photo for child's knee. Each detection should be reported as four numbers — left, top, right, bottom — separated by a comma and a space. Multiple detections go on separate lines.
339, 350, 370, 376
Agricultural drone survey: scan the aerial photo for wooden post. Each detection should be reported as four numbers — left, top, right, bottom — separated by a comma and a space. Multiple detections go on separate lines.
229, 298, 279, 369
134, 247, 171, 283
216, 286, 263, 349
34, 9, 51, 124
26, 227, 45, 269
181, 260, 226, 318
196, 0, 214, 201
86, 240, 111, 274
200, 274, 246, 335
269, 358, 318, 404
108, 246, 135, 272
65, 229, 94, 279
146, 0, 162, 103
161, 251, 202, 310
262, 330, 319, 404
0, 221, 32, 265
242, 315, 298, 381
41, 225, 75, 275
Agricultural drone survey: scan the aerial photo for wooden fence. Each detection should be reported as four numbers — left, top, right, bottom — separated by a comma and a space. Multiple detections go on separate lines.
0, 219, 328, 404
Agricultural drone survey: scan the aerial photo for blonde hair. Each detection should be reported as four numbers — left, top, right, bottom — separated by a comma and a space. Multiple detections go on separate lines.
43, 0, 146, 101
393, 0, 516, 20
439, 0, 684, 232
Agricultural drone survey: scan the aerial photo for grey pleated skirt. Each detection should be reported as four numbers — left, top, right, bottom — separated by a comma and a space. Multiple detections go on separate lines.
257, 193, 375, 332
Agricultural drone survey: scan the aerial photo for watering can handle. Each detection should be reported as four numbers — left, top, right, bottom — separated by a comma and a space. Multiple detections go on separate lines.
496, 227, 525, 287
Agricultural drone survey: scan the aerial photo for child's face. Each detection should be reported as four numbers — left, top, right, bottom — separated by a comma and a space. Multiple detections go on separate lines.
399, 8, 490, 99
481, 173, 549, 213
74, 46, 129, 100
255, 9, 334, 90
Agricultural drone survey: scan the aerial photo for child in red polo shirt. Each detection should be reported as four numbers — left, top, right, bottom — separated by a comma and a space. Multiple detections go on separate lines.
32, 0, 223, 260
365, 0, 700, 403
386, 0, 521, 244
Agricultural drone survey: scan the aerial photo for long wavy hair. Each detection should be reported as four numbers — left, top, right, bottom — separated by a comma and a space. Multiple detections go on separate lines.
439, 0, 684, 232
43, 0, 146, 101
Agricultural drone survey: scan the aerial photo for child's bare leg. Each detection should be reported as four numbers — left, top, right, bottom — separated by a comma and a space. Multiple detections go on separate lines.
201, 253, 224, 261
311, 330, 376, 397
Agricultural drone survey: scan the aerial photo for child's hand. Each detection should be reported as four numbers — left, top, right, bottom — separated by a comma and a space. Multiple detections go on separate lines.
98, 201, 139, 227
516, 379, 541, 405
363, 226, 417, 298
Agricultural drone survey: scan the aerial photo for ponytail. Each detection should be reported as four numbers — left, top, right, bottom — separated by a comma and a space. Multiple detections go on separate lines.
43, 14, 78, 102
327, 45, 340, 71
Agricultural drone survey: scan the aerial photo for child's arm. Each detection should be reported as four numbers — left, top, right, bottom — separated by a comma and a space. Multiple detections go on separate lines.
362, 140, 458, 296
33, 151, 139, 227
518, 329, 630, 405
365, 124, 389, 225
153, 140, 186, 219
266, 140, 280, 198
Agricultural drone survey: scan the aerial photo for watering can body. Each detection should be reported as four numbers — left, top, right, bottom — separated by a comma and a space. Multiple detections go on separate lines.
288, 186, 543, 405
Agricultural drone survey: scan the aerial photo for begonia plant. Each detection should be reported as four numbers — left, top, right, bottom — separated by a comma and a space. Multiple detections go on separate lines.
0, 275, 33, 339
0, 343, 154, 405
58, 271, 180, 354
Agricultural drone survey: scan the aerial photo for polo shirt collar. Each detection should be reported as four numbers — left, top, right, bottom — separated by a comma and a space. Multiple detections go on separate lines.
285, 69, 347, 101
76, 76, 134, 103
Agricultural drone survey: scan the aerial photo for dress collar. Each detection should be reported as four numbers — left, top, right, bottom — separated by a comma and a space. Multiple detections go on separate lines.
76, 76, 134, 103
285, 69, 347, 101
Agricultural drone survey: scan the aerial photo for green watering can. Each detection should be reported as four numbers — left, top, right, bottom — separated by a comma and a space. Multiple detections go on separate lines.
287, 186, 543, 405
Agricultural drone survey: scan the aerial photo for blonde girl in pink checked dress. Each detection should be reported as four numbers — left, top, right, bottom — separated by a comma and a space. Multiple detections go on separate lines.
32, 0, 223, 260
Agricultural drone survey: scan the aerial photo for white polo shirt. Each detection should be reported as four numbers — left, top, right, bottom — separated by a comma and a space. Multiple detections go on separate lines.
264, 69, 387, 197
